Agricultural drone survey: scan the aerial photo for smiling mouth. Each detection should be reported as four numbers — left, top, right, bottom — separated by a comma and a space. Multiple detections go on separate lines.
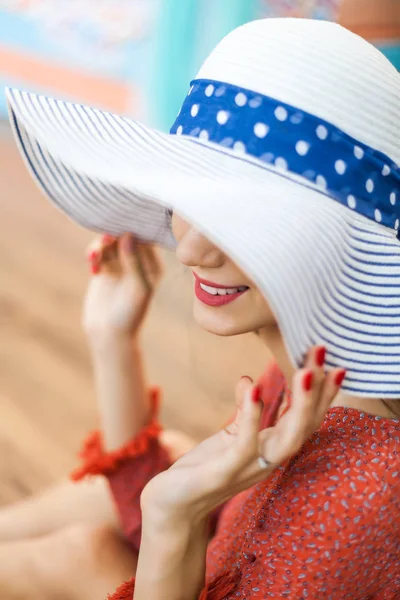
193, 271, 249, 294
198, 282, 249, 296
193, 272, 250, 306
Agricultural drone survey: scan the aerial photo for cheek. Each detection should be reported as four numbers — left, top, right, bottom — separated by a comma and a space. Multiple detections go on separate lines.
238, 288, 276, 328
171, 213, 189, 242
254, 292, 277, 325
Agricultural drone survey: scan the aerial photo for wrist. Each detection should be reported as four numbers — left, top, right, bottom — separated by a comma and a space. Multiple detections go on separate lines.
88, 330, 140, 355
142, 510, 193, 545
141, 468, 225, 528
141, 512, 208, 571
141, 487, 209, 537
137, 510, 208, 599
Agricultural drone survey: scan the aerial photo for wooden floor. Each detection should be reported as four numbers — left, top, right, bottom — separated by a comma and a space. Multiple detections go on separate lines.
0, 127, 270, 506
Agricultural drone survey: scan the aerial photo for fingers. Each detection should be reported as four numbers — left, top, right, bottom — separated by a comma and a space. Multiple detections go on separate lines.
86, 234, 163, 286
275, 345, 327, 439
118, 234, 140, 276
234, 375, 254, 414
87, 235, 119, 275
231, 379, 263, 459
118, 235, 151, 293
118, 234, 163, 290
86, 238, 102, 274
220, 350, 347, 487
256, 368, 313, 459
223, 376, 253, 436
265, 357, 346, 458
227, 378, 279, 481
303, 344, 326, 396
303, 345, 346, 424
140, 244, 164, 285
288, 368, 320, 440
304, 345, 326, 371
315, 367, 346, 424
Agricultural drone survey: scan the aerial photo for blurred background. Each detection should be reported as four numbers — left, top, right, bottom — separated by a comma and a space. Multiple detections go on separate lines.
0, 0, 398, 505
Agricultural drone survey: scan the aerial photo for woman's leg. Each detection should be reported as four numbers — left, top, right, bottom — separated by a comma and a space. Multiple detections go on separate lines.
0, 430, 197, 599
0, 476, 119, 541
0, 429, 196, 542
0, 523, 137, 600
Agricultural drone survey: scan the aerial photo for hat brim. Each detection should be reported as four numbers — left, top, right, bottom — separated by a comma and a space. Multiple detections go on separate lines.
7, 88, 400, 399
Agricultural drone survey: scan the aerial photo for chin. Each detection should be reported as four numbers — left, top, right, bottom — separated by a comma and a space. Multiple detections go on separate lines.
193, 299, 260, 337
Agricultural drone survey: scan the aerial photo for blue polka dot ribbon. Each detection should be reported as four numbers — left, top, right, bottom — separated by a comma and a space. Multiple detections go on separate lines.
170, 79, 400, 235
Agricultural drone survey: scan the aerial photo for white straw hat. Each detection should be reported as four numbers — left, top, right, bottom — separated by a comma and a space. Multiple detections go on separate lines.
6, 18, 400, 398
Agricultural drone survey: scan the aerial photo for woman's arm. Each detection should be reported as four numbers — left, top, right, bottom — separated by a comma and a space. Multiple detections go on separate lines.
83, 234, 164, 450
90, 335, 150, 451
72, 235, 173, 551
129, 347, 345, 599
134, 512, 209, 600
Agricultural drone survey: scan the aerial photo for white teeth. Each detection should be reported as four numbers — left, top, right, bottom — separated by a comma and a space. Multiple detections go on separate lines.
199, 283, 248, 296
200, 283, 218, 295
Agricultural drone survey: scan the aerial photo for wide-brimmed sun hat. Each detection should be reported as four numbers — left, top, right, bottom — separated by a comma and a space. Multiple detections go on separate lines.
6, 18, 400, 398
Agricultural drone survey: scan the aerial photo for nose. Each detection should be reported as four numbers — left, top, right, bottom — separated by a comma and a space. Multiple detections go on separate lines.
176, 226, 225, 269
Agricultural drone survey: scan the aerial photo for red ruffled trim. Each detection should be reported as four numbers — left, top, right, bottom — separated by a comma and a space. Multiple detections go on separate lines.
199, 569, 241, 600
71, 387, 162, 481
107, 577, 135, 600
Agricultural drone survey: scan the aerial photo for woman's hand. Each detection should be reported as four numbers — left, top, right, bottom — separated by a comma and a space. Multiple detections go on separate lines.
141, 347, 346, 524
82, 233, 164, 449
83, 233, 164, 344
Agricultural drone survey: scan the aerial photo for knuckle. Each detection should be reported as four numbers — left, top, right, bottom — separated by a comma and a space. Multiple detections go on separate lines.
224, 422, 239, 436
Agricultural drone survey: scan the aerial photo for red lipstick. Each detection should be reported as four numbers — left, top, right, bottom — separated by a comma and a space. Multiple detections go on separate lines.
193, 272, 249, 307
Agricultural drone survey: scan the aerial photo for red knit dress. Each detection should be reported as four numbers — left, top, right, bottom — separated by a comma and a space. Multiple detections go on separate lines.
71, 362, 400, 599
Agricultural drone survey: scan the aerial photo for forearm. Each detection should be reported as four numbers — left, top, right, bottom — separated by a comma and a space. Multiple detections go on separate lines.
90, 335, 150, 451
134, 513, 209, 600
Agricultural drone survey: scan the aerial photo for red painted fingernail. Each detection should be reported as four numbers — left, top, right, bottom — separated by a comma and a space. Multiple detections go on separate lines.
251, 385, 262, 403
303, 371, 314, 392
102, 234, 114, 244
316, 346, 326, 367
334, 369, 346, 386
90, 263, 100, 275
87, 250, 99, 262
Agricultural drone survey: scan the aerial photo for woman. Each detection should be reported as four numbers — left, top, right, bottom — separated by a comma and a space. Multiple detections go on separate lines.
4, 16, 400, 599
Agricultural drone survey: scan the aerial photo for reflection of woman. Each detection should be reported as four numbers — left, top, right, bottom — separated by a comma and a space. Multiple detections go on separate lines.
4, 17, 400, 599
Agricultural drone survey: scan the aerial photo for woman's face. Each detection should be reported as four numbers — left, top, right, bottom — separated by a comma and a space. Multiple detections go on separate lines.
172, 213, 276, 336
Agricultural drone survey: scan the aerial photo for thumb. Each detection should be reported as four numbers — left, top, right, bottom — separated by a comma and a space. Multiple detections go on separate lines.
233, 375, 254, 420
118, 234, 152, 291
118, 234, 138, 271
